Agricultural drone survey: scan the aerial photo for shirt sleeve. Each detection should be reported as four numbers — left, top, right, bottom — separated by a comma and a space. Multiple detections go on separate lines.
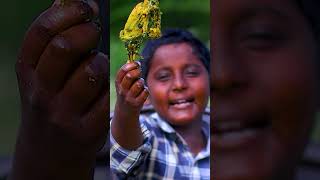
110, 118, 153, 178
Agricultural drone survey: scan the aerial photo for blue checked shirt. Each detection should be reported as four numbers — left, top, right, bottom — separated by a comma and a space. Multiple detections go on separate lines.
110, 109, 210, 180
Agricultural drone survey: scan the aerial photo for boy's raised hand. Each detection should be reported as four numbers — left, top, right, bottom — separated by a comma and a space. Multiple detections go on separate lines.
10, 0, 109, 179
111, 62, 148, 150
115, 62, 149, 113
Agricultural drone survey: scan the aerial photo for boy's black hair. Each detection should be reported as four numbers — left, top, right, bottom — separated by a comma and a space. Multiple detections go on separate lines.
296, 0, 320, 39
296, 1, 320, 86
139, 28, 210, 80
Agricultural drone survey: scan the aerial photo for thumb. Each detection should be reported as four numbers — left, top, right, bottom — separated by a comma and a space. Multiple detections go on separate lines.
53, 0, 99, 16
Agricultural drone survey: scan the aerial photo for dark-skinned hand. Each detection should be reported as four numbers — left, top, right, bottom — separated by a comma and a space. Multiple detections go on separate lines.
111, 62, 149, 150
115, 62, 148, 114
9, 0, 109, 179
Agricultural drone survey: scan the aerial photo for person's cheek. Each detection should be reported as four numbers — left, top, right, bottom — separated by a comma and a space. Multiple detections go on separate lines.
256, 50, 317, 159
196, 77, 210, 108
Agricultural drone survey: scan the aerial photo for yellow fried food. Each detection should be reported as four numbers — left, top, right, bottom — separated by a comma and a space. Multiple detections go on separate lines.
120, 0, 162, 63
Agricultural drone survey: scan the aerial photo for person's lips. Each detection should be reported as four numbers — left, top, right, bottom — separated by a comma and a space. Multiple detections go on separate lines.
169, 97, 195, 109
213, 111, 271, 150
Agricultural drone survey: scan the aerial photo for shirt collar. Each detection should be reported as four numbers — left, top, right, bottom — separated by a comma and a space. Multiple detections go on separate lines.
150, 112, 210, 160
150, 113, 176, 134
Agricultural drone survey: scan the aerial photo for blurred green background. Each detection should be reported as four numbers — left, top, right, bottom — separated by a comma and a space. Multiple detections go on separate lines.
0, 0, 52, 156
0, 0, 319, 158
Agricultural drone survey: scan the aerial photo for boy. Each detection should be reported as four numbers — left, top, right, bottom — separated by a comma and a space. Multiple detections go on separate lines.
111, 29, 210, 179
212, 0, 320, 179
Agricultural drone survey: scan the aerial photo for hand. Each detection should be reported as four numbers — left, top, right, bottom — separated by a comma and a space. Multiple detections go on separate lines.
10, 0, 109, 179
115, 62, 149, 114
111, 62, 148, 150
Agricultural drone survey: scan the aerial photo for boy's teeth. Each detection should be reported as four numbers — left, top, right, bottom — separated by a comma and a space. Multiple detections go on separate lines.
171, 100, 192, 108
176, 99, 187, 104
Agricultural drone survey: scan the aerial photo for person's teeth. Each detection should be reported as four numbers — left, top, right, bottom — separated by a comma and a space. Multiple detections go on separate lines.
171, 100, 192, 108
176, 99, 187, 104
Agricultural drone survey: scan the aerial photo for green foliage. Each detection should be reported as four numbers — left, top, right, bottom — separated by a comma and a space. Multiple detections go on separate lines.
0, 0, 52, 155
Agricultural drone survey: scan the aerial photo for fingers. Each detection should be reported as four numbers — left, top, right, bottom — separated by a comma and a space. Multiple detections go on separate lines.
115, 62, 149, 108
115, 62, 140, 89
81, 90, 109, 146
53, 0, 99, 14
119, 69, 142, 94
35, 21, 101, 92
136, 88, 149, 104
18, 0, 99, 69
127, 78, 145, 98
58, 52, 108, 114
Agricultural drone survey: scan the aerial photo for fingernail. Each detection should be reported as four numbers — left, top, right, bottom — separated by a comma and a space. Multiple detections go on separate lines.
144, 86, 149, 93
86, 53, 107, 81
76, 0, 94, 21
136, 61, 141, 67
86, 0, 99, 17
77, 0, 99, 22
52, 0, 64, 6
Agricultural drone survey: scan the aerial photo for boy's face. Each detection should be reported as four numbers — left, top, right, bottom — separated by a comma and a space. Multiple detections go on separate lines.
147, 43, 209, 126
212, 0, 318, 179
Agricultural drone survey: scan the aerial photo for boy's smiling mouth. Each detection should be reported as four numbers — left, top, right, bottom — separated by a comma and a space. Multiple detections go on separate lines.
169, 97, 195, 109
213, 112, 272, 149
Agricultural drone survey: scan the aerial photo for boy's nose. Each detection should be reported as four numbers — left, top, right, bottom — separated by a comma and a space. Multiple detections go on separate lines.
172, 75, 187, 92
211, 52, 248, 95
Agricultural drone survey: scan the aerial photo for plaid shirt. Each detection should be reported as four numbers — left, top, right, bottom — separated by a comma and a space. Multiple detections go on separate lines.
110, 110, 210, 180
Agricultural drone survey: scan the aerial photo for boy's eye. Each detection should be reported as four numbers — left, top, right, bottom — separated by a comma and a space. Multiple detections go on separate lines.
241, 29, 284, 50
235, 19, 288, 51
155, 71, 171, 81
185, 67, 200, 77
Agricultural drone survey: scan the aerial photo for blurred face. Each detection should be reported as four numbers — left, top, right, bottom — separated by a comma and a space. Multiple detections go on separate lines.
212, 0, 318, 180
147, 43, 210, 126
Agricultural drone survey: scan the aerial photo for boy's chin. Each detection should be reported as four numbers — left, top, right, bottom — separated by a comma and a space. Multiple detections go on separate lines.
214, 155, 273, 180
166, 108, 203, 123
166, 115, 199, 127
213, 134, 298, 180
